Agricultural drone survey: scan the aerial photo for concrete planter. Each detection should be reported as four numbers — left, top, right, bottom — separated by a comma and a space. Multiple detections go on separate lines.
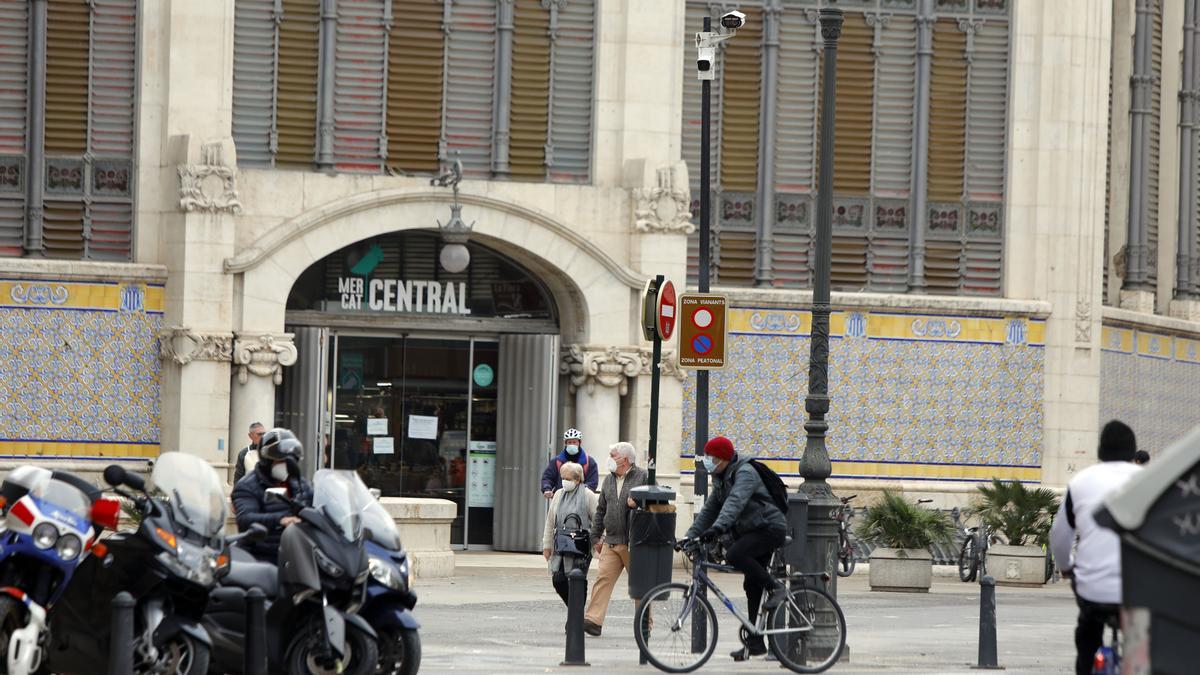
379, 497, 459, 579
868, 548, 932, 593
989, 544, 1047, 587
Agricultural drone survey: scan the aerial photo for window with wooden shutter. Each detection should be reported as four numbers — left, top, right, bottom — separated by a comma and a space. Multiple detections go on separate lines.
444, 0, 497, 179
509, 0, 550, 180
547, 0, 594, 182
716, 7, 761, 286
681, 1, 723, 287
923, 15, 967, 293
962, 18, 1007, 295
276, 0, 320, 168
333, 0, 387, 172
0, 2, 28, 256
833, 13, 872, 195
772, 7, 818, 289
232, 0, 278, 166
385, 0, 443, 175
1146, 0, 1162, 285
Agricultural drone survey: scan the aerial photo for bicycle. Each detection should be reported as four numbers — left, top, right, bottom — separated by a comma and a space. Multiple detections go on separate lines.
634, 536, 847, 674
958, 518, 994, 583
835, 494, 857, 577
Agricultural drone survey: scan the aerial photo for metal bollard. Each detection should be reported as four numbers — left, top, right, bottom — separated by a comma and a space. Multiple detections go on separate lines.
245, 587, 269, 675
108, 592, 135, 675
561, 567, 590, 667
973, 575, 1002, 670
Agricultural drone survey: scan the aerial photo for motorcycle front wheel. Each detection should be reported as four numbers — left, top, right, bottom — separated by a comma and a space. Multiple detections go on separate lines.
376, 627, 421, 675
0, 595, 28, 668
286, 621, 379, 675
140, 634, 210, 675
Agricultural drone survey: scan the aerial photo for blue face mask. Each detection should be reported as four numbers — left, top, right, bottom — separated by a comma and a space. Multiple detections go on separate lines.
700, 456, 717, 473
565, 444, 580, 456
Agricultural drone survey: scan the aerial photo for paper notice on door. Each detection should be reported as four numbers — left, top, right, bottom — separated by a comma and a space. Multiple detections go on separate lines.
407, 415, 439, 440
373, 437, 395, 454
367, 418, 388, 436
468, 445, 496, 508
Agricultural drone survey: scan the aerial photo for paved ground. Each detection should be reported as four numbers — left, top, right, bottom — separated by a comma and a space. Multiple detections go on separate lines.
410, 553, 1078, 674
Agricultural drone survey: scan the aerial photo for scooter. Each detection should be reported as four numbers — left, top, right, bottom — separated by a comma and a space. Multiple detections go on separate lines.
202, 469, 378, 675
360, 492, 420, 675
45, 454, 228, 674
0, 466, 118, 675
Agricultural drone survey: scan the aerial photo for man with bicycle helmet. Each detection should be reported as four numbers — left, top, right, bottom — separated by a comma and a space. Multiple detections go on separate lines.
541, 428, 599, 498
685, 436, 788, 659
232, 427, 315, 563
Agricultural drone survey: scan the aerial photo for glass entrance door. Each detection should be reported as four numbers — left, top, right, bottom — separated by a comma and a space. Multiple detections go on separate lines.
327, 334, 496, 548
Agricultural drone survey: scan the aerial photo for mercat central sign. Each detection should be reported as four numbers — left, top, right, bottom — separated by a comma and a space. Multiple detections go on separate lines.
338, 277, 472, 315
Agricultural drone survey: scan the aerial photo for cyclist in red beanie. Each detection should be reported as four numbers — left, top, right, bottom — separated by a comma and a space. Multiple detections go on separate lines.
685, 436, 788, 660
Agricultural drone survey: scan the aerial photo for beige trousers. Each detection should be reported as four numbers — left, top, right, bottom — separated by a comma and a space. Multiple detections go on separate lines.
584, 543, 631, 626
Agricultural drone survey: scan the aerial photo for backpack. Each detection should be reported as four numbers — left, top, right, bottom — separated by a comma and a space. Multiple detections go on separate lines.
747, 459, 790, 516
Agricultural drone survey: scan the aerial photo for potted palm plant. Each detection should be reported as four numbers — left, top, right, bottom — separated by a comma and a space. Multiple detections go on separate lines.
970, 479, 1060, 586
857, 491, 954, 592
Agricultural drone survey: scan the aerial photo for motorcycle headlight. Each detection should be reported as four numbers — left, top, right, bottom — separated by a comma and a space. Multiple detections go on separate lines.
368, 556, 404, 591
33, 522, 58, 549
312, 547, 344, 579
56, 533, 82, 561
157, 543, 216, 587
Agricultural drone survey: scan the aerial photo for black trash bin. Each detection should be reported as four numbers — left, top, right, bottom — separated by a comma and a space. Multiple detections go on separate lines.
628, 485, 677, 600
1097, 425, 1200, 675
784, 492, 810, 570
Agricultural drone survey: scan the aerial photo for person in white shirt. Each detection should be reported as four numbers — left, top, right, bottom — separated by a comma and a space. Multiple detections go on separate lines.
1050, 419, 1143, 675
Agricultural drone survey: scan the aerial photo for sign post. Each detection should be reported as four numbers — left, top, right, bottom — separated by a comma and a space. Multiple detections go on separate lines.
640, 276, 675, 484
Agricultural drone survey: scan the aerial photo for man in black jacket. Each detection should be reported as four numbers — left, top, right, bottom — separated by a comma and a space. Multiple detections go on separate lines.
232, 422, 265, 484
582, 442, 648, 636
686, 436, 788, 660
232, 428, 314, 563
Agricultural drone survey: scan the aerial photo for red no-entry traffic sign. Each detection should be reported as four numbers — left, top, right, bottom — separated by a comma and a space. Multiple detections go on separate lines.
657, 280, 677, 341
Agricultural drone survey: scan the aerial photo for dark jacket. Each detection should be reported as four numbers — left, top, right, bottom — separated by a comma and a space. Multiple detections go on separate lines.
686, 454, 787, 539
231, 465, 314, 559
594, 465, 649, 546
540, 448, 600, 493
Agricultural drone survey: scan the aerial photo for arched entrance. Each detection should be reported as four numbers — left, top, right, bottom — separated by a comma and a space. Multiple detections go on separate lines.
278, 230, 562, 550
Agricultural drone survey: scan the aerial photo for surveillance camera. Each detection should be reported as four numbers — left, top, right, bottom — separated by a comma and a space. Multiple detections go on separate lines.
696, 44, 715, 80
720, 10, 747, 30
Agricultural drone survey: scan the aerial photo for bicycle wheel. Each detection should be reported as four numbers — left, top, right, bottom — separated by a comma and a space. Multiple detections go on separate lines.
837, 536, 856, 577
958, 536, 978, 582
634, 582, 718, 674
767, 586, 847, 673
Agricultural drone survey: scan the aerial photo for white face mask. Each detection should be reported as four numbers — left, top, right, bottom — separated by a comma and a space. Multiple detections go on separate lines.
561, 479, 578, 492
271, 462, 289, 482
605, 457, 618, 473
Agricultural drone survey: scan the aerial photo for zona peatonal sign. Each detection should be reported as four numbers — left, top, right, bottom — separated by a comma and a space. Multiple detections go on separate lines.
337, 277, 472, 315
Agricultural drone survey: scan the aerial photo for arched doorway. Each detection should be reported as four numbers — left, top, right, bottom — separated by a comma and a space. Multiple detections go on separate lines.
278, 230, 561, 550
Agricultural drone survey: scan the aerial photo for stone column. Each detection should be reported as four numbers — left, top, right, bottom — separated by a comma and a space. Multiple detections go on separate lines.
560, 345, 644, 463
1004, 0, 1112, 487
158, 328, 235, 464
229, 332, 299, 453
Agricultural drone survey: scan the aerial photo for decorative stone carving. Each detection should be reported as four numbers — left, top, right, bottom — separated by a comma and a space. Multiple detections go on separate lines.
178, 142, 243, 214
1074, 298, 1092, 344
633, 165, 694, 234
159, 327, 234, 366
233, 333, 299, 385
639, 348, 688, 381
560, 345, 644, 396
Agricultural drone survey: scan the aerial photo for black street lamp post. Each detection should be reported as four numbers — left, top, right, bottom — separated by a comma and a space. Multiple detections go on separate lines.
797, 8, 844, 598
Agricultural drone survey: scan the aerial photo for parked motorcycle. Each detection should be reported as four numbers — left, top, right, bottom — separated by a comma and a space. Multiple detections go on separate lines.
202, 469, 378, 675
0, 466, 119, 674
360, 488, 420, 675
44, 453, 228, 674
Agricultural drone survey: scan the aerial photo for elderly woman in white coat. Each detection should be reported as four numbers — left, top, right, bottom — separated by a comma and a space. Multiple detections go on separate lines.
542, 461, 599, 605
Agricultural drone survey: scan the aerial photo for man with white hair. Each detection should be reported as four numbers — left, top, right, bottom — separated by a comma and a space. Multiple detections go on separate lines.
582, 441, 649, 637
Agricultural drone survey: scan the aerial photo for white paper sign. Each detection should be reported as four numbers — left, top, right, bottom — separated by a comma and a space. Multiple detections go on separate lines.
468, 446, 497, 508
373, 437, 395, 454
367, 418, 388, 436
408, 415, 439, 440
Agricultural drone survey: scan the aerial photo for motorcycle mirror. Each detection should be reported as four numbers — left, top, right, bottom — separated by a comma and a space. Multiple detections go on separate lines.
369, 488, 382, 501
265, 487, 287, 502
102, 464, 126, 487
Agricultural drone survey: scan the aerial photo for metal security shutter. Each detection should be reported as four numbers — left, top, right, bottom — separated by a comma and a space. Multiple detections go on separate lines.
772, 7, 817, 289
510, 0, 550, 180
44, 0, 89, 259
88, 0, 136, 261
232, 0, 277, 166
385, 0, 443, 174
547, 0, 594, 183
277, 0, 319, 168
0, 2, 28, 255
874, 17, 915, 198
833, 12, 871, 195
928, 19, 966, 203
444, 0, 496, 178
1146, 1, 1162, 285
333, 0, 386, 172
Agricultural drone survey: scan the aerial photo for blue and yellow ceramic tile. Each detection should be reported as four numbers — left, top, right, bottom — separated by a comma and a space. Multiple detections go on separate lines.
1135, 331, 1171, 360
728, 308, 812, 336
1177, 337, 1200, 364
0, 278, 162, 459
1101, 326, 1134, 353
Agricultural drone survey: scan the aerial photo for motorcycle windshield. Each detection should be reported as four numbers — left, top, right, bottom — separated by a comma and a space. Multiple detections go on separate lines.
150, 452, 228, 539
5, 466, 93, 529
361, 497, 401, 550
312, 470, 371, 543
